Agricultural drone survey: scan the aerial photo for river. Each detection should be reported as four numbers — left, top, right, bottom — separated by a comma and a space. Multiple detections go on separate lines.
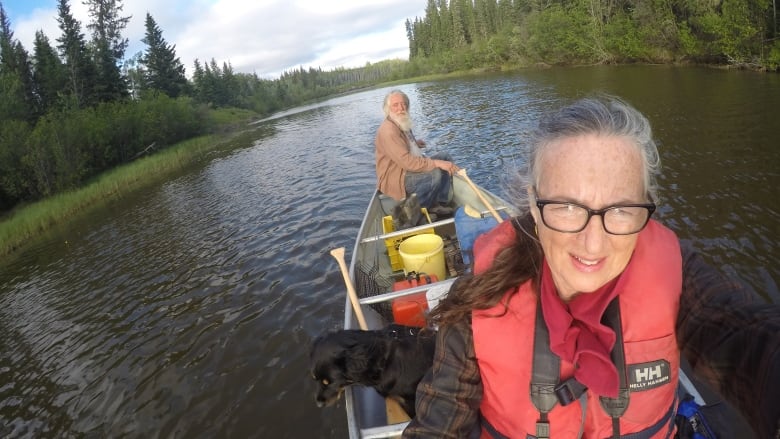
0, 65, 778, 438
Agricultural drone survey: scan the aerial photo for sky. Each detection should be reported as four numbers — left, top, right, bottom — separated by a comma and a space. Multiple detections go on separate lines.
2, 0, 426, 79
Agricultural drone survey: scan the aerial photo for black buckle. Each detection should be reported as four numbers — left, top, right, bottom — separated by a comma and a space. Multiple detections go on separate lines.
554, 378, 588, 406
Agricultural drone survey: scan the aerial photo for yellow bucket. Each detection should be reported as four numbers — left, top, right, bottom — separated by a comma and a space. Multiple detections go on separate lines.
398, 234, 446, 281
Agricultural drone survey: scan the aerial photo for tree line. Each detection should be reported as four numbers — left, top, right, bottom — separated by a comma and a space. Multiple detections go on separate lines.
406, 0, 780, 71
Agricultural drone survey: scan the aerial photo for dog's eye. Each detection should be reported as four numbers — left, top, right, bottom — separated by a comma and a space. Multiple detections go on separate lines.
321, 379, 330, 386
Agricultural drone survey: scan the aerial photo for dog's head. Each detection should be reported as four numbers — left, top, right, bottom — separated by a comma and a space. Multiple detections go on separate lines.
310, 330, 382, 408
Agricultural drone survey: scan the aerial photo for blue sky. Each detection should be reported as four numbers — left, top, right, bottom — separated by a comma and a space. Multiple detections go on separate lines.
3, 0, 52, 17
1, 0, 425, 78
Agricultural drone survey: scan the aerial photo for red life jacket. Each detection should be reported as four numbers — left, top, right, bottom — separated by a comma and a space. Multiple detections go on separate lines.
472, 219, 682, 438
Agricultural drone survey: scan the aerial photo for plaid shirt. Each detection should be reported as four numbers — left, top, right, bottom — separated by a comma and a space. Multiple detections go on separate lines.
403, 245, 780, 439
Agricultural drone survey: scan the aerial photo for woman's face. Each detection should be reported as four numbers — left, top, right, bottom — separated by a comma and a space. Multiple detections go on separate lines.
530, 133, 646, 301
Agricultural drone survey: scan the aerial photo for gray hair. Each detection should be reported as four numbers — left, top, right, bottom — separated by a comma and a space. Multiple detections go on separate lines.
382, 90, 410, 117
507, 96, 661, 215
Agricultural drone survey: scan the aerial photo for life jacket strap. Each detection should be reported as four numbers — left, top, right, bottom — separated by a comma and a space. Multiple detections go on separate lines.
530, 299, 560, 414
530, 296, 630, 437
599, 298, 631, 433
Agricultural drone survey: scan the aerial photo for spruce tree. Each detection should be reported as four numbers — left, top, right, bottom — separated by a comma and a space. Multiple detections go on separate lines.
84, 0, 130, 102
192, 58, 205, 102
56, 0, 97, 108
0, 4, 36, 121
141, 13, 187, 98
33, 30, 67, 114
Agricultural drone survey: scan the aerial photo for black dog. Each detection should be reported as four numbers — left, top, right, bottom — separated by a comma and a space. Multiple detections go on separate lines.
309, 324, 436, 418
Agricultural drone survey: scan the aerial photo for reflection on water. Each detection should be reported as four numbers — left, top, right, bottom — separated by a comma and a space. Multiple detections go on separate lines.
0, 66, 777, 437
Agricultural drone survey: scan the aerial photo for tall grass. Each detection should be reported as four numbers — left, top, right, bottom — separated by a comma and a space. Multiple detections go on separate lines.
0, 135, 221, 258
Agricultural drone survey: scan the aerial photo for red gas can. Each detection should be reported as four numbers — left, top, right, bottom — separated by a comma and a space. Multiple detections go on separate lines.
391, 273, 438, 327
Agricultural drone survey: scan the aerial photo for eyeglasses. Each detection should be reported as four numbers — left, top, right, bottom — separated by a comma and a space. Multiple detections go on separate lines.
534, 198, 656, 235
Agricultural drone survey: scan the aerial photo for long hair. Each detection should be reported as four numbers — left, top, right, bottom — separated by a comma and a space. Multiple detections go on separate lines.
427, 214, 542, 327
428, 96, 661, 327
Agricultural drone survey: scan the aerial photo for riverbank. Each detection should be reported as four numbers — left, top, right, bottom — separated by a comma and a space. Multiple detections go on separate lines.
0, 108, 259, 259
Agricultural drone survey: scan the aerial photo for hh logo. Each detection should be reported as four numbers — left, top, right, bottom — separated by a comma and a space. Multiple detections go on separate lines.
627, 360, 671, 392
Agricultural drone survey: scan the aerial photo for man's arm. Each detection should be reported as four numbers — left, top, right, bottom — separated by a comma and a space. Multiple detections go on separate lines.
677, 244, 780, 438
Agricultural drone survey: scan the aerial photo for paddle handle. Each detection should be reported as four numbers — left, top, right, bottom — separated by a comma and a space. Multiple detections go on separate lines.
456, 169, 503, 223
330, 248, 408, 421
330, 247, 368, 330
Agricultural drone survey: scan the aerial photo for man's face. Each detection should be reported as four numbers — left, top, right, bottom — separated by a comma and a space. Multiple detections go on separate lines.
387, 93, 412, 131
388, 94, 408, 116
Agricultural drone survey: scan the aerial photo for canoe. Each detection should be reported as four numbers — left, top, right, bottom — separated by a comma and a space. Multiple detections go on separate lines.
337, 174, 751, 439
339, 173, 510, 438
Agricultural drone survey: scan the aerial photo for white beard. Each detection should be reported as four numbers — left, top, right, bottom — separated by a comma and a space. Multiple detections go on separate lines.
390, 113, 413, 132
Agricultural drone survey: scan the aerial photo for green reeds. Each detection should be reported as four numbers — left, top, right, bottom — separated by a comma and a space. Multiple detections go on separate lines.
0, 135, 220, 258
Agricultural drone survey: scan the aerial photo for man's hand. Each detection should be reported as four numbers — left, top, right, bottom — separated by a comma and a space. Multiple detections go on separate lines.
434, 160, 460, 175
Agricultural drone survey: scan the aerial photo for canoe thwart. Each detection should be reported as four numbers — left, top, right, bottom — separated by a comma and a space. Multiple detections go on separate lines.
358, 278, 456, 305
359, 218, 455, 244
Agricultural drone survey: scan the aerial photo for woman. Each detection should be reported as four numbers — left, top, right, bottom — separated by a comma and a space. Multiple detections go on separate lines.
403, 97, 779, 438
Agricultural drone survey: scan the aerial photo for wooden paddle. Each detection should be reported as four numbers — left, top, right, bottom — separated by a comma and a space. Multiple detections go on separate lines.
329, 247, 410, 423
456, 169, 504, 223
329, 247, 368, 330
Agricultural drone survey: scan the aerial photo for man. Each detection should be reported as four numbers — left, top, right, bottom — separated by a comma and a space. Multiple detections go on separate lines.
375, 90, 459, 216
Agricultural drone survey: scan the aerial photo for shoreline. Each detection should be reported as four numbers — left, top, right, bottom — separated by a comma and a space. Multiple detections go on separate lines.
0, 127, 254, 260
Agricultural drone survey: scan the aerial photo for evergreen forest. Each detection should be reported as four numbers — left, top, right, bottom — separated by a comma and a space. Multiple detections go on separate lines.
406, 0, 780, 72
1, 0, 777, 215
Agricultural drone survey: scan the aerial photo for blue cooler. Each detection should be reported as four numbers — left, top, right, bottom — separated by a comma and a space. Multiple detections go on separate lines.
454, 206, 509, 269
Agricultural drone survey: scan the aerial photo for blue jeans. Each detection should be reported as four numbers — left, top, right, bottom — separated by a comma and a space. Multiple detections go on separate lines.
404, 152, 453, 208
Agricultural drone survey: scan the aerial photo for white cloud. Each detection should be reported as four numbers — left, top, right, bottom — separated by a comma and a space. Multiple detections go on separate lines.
9, 0, 424, 79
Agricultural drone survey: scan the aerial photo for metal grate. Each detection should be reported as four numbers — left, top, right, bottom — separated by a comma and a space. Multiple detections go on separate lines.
354, 261, 394, 322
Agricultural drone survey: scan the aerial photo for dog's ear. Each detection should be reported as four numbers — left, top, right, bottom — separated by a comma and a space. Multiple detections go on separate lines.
311, 333, 347, 376
352, 337, 397, 384
328, 333, 382, 381
312, 331, 370, 379
339, 333, 372, 368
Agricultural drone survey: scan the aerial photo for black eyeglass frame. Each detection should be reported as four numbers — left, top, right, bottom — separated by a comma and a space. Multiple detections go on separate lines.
534, 199, 657, 235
